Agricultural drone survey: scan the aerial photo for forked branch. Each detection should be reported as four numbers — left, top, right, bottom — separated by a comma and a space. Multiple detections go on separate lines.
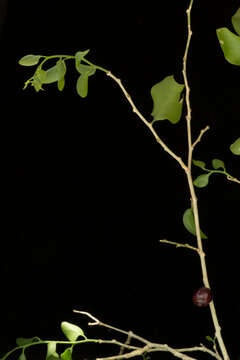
73, 310, 221, 360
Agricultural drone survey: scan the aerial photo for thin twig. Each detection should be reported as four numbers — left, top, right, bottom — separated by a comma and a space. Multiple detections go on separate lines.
119, 332, 133, 355
159, 239, 202, 254
227, 175, 240, 184
192, 126, 210, 149
73, 310, 150, 345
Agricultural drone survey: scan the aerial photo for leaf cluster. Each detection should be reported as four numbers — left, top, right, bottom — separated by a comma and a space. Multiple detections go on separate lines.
19, 51, 97, 97
1, 322, 88, 360
192, 158, 232, 188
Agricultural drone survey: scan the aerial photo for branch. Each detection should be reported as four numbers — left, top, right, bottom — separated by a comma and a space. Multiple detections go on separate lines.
227, 175, 240, 184
118, 331, 132, 355
159, 239, 202, 254
73, 311, 221, 360
192, 126, 210, 150
97, 345, 150, 360
182, 2, 230, 360
73, 310, 150, 345
106, 71, 188, 174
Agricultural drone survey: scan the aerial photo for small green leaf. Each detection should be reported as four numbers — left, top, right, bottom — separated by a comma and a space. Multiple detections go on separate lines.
61, 322, 85, 341
151, 75, 184, 124
75, 50, 90, 66
232, 8, 240, 36
47, 342, 59, 360
31, 69, 46, 92
57, 77, 65, 91
43, 60, 66, 84
60, 348, 72, 360
183, 208, 208, 239
32, 77, 43, 92
192, 159, 206, 170
16, 337, 41, 346
18, 351, 26, 360
212, 158, 225, 170
206, 335, 215, 343
76, 63, 96, 76
76, 74, 89, 98
230, 137, 240, 155
216, 27, 240, 65
194, 173, 211, 188
18, 54, 42, 66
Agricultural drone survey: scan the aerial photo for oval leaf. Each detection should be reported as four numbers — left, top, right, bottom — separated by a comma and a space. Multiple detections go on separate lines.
192, 159, 206, 170
18, 54, 42, 66
230, 137, 240, 155
76, 63, 96, 76
151, 75, 184, 124
47, 342, 59, 360
212, 158, 225, 170
60, 348, 72, 360
216, 27, 240, 65
16, 337, 40, 346
18, 351, 27, 360
61, 322, 84, 341
57, 77, 65, 91
183, 208, 208, 239
43, 60, 66, 84
232, 8, 240, 36
76, 74, 89, 98
193, 174, 211, 188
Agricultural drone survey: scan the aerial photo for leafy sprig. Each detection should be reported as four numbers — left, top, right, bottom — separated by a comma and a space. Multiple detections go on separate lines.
192, 158, 239, 187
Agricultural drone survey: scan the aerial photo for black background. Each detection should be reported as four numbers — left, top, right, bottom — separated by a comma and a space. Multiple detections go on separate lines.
1, 1, 240, 359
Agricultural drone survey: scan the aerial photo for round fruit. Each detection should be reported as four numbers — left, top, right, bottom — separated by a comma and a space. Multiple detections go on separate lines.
193, 287, 212, 307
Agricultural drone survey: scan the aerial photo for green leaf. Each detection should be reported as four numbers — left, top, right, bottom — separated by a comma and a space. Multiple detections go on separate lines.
61, 322, 85, 341
205, 335, 212, 342
36, 69, 47, 82
43, 60, 66, 84
151, 75, 184, 124
192, 159, 206, 170
230, 137, 240, 155
183, 208, 208, 239
31, 69, 47, 92
206, 335, 216, 345
16, 337, 41, 346
18, 54, 42, 66
75, 50, 90, 67
76, 63, 96, 76
57, 77, 65, 91
216, 27, 240, 65
232, 8, 240, 36
32, 77, 43, 92
194, 173, 211, 188
46, 343, 59, 360
60, 348, 72, 360
76, 74, 89, 98
212, 158, 225, 170
18, 351, 26, 360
